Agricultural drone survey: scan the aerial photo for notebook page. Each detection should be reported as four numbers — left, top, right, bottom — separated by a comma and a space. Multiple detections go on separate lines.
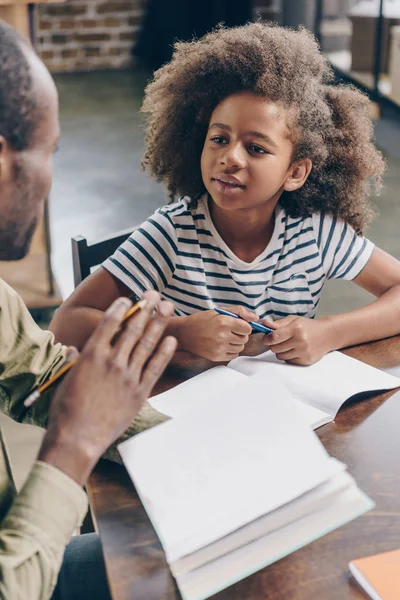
230, 350, 400, 417
149, 366, 246, 418
119, 373, 344, 563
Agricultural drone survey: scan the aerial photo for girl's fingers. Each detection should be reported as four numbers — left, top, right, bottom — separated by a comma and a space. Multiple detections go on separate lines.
128, 300, 175, 373
140, 336, 178, 393
275, 349, 299, 361
268, 339, 295, 354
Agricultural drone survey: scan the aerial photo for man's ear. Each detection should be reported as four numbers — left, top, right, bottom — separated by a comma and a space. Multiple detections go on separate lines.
283, 158, 312, 192
0, 136, 14, 185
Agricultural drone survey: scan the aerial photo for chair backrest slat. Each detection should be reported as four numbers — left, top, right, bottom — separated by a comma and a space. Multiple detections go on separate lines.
72, 226, 135, 288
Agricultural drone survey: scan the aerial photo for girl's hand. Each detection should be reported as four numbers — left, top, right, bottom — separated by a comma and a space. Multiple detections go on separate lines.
262, 315, 334, 366
180, 307, 257, 361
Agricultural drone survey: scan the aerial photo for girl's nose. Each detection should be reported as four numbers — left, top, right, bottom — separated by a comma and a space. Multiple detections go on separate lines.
220, 144, 246, 170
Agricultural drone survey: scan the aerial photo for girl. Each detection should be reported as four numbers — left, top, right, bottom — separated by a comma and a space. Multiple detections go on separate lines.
51, 23, 400, 365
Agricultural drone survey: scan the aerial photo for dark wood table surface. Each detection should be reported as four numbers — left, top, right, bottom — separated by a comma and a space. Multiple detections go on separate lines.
88, 336, 400, 600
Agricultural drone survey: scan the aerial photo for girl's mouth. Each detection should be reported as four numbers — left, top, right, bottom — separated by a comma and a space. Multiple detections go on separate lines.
212, 178, 245, 194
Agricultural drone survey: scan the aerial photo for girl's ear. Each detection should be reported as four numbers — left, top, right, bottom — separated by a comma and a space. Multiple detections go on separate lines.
283, 158, 312, 192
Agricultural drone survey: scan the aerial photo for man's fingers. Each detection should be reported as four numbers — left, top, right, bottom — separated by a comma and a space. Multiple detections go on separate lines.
129, 300, 175, 372
140, 336, 177, 392
86, 296, 133, 350
66, 346, 79, 362
113, 291, 162, 364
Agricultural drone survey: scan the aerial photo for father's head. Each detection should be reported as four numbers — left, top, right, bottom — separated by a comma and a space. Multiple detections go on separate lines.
0, 20, 59, 260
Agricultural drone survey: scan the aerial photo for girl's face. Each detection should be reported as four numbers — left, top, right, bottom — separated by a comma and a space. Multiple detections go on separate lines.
201, 92, 308, 214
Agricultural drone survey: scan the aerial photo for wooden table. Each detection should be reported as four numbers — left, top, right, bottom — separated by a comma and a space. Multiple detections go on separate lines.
88, 336, 400, 600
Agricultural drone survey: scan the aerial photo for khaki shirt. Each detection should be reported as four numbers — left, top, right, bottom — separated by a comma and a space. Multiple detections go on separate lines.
0, 278, 167, 599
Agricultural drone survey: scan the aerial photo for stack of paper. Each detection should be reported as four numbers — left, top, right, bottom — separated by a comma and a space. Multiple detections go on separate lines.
119, 374, 373, 600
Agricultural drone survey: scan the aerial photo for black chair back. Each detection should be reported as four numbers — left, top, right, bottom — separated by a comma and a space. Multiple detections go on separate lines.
72, 226, 135, 287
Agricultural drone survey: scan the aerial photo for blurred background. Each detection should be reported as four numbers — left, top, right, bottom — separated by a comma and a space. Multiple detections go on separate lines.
1, 0, 400, 319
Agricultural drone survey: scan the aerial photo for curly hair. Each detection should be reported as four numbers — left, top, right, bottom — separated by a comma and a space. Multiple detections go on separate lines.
141, 22, 385, 234
0, 20, 38, 150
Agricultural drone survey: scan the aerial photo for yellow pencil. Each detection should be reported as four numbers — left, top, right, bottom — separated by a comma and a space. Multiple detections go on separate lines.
24, 298, 147, 407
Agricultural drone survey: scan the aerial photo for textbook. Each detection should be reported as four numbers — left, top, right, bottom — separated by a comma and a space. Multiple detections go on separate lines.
149, 350, 400, 430
119, 375, 373, 600
349, 549, 400, 600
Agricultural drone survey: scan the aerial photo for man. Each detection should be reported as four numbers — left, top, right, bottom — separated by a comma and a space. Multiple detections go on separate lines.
0, 20, 176, 600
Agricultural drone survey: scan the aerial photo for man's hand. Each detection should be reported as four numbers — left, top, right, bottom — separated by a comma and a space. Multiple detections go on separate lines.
38, 291, 176, 486
262, 315, 334, 366
177, 306, 257, 362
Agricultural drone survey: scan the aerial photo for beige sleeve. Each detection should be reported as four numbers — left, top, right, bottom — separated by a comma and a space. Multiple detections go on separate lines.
0, 461, 87, 600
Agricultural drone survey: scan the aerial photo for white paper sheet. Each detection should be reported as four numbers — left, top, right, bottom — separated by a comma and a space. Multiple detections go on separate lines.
119, 374, 345, 563
230, 350, 400, 416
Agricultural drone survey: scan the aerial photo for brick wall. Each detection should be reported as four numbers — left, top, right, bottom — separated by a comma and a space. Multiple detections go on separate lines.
37, 0, 279, 73
37, 0, 148, 72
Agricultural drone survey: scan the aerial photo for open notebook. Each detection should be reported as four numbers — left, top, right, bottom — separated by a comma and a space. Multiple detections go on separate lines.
119, 374, 373, 600
149, 350, 400, 429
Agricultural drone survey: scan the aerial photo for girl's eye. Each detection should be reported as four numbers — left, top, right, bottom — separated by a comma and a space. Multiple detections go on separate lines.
210, 136, 227, 145
249, 144, 267, 155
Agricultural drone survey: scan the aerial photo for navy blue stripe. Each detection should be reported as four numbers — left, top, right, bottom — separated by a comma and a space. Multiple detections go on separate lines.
175, 224, 196, 230
208, 285, 261, 299
176, 250, 202, 259
340, 238, 368, 278
202, 257, 227, 266
317, 211, 325, 248
285, 219, 304, 231
200, 243, 230, 258
258, 248, 281, 265
311, 285, 324, 298
162, 292, 206, 312
139, 228, 175, 273
308, 272, 325, 286
177, 237, 199, 245
269, 296, 313, 306
127, 238, 168, 287
322, 217, 336, 263
172, 273, 262, 298
272, 309, 309, 317
270, 285, 309, 293
260, 308, 274, 319
273, 252, 320, 276
119, 248, 159, 290
109, 258, 146, 293
172, 273, 206, 287
148, 217, 178, 254
193, 214, 206, 220
330, 230, 357, 279
176, 264, 205, 273
306, 263, 324, 275
167, 284, 210, 302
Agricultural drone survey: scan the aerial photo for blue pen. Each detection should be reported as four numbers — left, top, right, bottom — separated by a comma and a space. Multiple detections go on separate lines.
214, 307, 274, 335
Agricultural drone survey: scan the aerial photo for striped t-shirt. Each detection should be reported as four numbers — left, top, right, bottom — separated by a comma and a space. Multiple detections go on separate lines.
103, 196, 374, 320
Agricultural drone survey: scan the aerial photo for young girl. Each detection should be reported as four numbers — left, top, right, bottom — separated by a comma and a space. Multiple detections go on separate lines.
51, 23, 400, 366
